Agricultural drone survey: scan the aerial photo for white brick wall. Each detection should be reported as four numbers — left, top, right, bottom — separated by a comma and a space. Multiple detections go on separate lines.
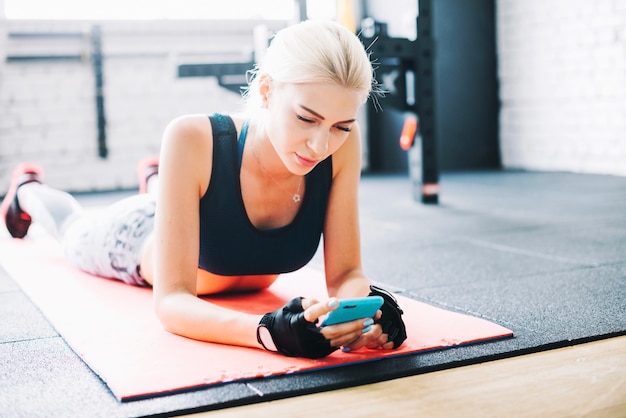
0, 19, 286, 193
5, 4, 622, 194
497, 0, 626, 176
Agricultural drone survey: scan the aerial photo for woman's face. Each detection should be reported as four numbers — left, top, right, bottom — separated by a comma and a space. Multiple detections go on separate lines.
262, 80, 366, 175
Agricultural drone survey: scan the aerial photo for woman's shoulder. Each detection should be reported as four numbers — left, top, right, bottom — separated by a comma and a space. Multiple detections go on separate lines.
160, 114, 214, 170
163, 114, 214, 141
160, 114, 218, 196
164, 113, 247, 140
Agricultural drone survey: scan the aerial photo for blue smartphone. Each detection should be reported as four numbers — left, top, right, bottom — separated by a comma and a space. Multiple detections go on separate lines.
321, 296, 384, 326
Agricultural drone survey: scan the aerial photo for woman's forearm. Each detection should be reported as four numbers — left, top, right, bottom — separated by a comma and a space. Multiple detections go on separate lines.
154, 292, 262, 348
327, 269, 371, 299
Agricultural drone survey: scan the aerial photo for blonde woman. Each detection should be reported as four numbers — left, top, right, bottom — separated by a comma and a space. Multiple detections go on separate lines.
2, 20, 406, 359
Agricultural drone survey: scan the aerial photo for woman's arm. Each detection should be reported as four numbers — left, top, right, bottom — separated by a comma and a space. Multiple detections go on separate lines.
321, 124, 396, 350
323, 123, 371, 298
151, 115, 262, 348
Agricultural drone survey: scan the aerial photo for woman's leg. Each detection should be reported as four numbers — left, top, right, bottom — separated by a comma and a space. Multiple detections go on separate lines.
2, 163, 156, 287
1, 163, 82, 240
60, 157, 158, 286
62, 194, 156, 287
137, 155, 159, 196
17, 183, 84, 240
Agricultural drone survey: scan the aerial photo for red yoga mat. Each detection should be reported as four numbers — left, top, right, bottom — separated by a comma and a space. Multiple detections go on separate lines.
0, 230, 513, 401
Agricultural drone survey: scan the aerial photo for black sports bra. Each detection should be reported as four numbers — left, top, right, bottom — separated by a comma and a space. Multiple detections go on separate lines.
197, 113, 333, 276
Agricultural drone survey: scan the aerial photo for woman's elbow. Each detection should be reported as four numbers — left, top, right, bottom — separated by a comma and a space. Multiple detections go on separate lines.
152, 292, 183, 334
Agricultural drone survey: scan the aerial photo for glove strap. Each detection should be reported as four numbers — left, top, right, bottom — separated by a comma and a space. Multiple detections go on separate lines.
369, 285, 403, 314
257, 313, 278, 352
369, 285, 407, 348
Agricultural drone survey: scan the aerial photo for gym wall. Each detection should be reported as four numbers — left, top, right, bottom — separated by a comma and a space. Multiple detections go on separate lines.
497, 0, 626, 176
0, 19, 285, 194
367, 0, 625, 177
1, 0, 625, 197
364, 0, 500, 174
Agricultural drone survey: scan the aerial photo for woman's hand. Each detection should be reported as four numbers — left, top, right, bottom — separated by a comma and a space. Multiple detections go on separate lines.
302, 298, 393, 352
257, 297, 338, 359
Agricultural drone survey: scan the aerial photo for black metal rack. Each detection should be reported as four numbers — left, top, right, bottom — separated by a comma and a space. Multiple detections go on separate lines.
360, 0, 438, 204
178, 60, 254, 95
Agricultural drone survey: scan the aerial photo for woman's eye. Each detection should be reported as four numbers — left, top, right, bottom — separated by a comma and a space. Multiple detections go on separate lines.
336, 126, 352, 133
297, 115, 314, 124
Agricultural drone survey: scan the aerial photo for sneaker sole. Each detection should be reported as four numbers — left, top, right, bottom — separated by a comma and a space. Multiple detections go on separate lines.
1, 163, 44, 232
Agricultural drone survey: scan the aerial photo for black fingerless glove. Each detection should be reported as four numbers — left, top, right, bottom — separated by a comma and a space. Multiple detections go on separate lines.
369, 285, 407, 348
256, 297, 338, 359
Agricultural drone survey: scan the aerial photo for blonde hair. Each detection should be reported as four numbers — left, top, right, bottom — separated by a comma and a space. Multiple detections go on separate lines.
243, 20, 375, 112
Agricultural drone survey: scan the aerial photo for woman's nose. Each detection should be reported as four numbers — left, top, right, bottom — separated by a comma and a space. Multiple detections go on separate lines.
307, 129, 329, 156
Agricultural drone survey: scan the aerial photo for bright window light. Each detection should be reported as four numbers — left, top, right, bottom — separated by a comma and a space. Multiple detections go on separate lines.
3, 0, 296, 20
307, 0, 336, 20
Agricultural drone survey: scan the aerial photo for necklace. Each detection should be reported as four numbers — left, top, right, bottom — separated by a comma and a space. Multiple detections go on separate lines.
251, 136, 303, 203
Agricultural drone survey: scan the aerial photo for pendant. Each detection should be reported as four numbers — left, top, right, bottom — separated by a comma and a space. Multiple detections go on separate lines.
292, 193, 301, 203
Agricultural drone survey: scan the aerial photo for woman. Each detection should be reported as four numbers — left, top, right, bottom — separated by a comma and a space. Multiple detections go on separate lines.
1, 20, 406, 359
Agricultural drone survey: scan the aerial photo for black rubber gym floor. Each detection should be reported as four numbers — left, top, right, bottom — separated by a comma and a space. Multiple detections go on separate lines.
1, 170, 625, 417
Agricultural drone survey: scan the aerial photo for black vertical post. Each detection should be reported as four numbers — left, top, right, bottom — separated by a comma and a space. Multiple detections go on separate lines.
414, 0, 438, 204
91, 25, 108, 159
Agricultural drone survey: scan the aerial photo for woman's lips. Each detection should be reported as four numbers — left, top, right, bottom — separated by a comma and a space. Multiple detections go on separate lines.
296, 154, 319, 168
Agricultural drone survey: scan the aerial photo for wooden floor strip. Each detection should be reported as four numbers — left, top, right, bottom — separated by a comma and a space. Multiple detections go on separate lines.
194, 336, 626, 417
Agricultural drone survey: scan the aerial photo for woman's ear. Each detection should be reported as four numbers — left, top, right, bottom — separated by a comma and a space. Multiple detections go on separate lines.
258, 74, 272, 108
